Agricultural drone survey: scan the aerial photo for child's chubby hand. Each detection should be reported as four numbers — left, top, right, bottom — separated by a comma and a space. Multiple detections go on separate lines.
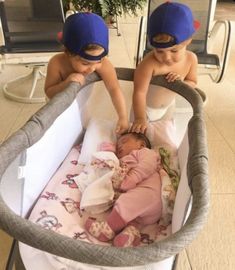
165, 72, 182, 82
129, 118, 147, 134
66, 73, 85, 85
115, 118, 129, 135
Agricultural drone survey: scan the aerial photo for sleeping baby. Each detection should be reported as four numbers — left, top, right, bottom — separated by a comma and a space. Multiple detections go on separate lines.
82, 132, 163, 247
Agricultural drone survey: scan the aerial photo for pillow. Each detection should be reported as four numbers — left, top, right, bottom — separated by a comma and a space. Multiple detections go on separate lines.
78, 119, 116, 164
146, 119, 177, 153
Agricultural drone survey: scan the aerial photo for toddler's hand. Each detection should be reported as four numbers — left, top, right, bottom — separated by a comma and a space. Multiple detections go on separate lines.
129, 119, 147, 134
66, 73, 85, 85
115, 118, 129, 135
165, 72, 181, 82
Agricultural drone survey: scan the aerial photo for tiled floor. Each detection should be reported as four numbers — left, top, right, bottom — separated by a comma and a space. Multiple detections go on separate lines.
1, 1, 235, 270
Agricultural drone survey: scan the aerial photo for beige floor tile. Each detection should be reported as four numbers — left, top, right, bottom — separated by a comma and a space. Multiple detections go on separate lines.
204, 114, 225, 142
0, 229, 13, 270
109, 38, 132, 67
120, 22, 140, 67
222, 42, 235, 86
175, 250, 191, 270
0, 90, 25, 143
205, 85, 235, 114
208, 109, 235, 153
118, 7, 147, 24
207, 139, 235, 194
198, 76, 235, 114
186, 194, 235, 270
113, 8, 146, 67
0, 63, 49, 142
7, 102, 44, 137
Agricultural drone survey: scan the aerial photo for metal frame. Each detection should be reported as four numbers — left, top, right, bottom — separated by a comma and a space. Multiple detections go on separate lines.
0, 0, 65, 103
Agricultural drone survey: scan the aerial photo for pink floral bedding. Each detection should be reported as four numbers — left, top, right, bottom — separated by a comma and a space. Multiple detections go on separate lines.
29, 144, 178, 246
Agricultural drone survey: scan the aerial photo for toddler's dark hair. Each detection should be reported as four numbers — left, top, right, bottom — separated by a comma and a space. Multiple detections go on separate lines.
121, 132, 152, 149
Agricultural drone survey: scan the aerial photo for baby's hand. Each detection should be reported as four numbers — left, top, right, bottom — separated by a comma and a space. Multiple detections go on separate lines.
115, 118, 129, 135
165, 72, 181, 82
66, 73, 85, 85
129, 119, 147, 134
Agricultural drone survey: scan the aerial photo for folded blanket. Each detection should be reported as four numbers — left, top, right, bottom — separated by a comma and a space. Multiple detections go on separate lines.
74, 151, 119, 214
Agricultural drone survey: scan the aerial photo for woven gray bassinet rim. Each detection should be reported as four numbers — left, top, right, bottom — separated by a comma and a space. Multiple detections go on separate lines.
0, 68, 209, 267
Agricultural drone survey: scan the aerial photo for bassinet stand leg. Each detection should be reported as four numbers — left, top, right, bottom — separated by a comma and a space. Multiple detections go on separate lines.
5, 239, 17, 270
172, 254, 179, 270
14, 243, 26, 270
3, 65, 46, 104
5, 239, 25, 270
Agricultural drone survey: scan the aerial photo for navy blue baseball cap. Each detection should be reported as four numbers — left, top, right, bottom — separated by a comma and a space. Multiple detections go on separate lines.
148, 2, 200, 48
62, 12, 109, 61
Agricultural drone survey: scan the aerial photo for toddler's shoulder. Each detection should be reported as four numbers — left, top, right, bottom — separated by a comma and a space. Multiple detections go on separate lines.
136, 51, 157, 72
96, 56, 114, 73
48, 53, 66, 66
143, 50, 157, 63
186, 50, 198, 64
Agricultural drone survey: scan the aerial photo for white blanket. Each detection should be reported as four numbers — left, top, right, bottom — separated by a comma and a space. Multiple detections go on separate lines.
75, 151, 119, 214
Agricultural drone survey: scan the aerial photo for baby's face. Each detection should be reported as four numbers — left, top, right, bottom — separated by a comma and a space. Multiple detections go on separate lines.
116, 134, 143, 159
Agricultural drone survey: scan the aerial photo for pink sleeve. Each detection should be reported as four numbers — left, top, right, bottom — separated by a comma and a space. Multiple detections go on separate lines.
120, 148, 160, 191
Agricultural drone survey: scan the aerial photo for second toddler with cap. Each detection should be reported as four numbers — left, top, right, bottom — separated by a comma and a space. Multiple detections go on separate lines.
131, 2, 200, 134
45, 12, 128, 134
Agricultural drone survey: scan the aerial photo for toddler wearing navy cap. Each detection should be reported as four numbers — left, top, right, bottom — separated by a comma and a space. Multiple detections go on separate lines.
62, 12, 108, 61
130, 2, 199, 134
45, 12, 128, 134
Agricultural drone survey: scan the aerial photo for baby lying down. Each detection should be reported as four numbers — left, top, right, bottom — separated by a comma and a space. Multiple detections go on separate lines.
75, 132, 163, 248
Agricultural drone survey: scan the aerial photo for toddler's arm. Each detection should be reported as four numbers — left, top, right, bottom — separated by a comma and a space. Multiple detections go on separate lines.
184, 52, 198, 87
165, 52, 198, 87
96, 58, 129, 134
45, 55, 85, 98
131, 56, 153, 134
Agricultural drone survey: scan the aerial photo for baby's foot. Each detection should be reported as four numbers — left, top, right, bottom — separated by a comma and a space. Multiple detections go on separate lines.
113, 225, 141, 247
85, 217, 115, 242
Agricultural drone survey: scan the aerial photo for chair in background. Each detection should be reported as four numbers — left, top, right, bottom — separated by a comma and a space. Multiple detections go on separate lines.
0, 0, 65, 103
135, 0, 232, 83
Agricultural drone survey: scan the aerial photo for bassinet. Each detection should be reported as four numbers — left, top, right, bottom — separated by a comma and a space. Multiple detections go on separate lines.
0, 67, 209, 270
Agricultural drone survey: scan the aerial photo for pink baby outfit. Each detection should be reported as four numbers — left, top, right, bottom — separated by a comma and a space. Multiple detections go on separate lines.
109, 147, 163, 228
